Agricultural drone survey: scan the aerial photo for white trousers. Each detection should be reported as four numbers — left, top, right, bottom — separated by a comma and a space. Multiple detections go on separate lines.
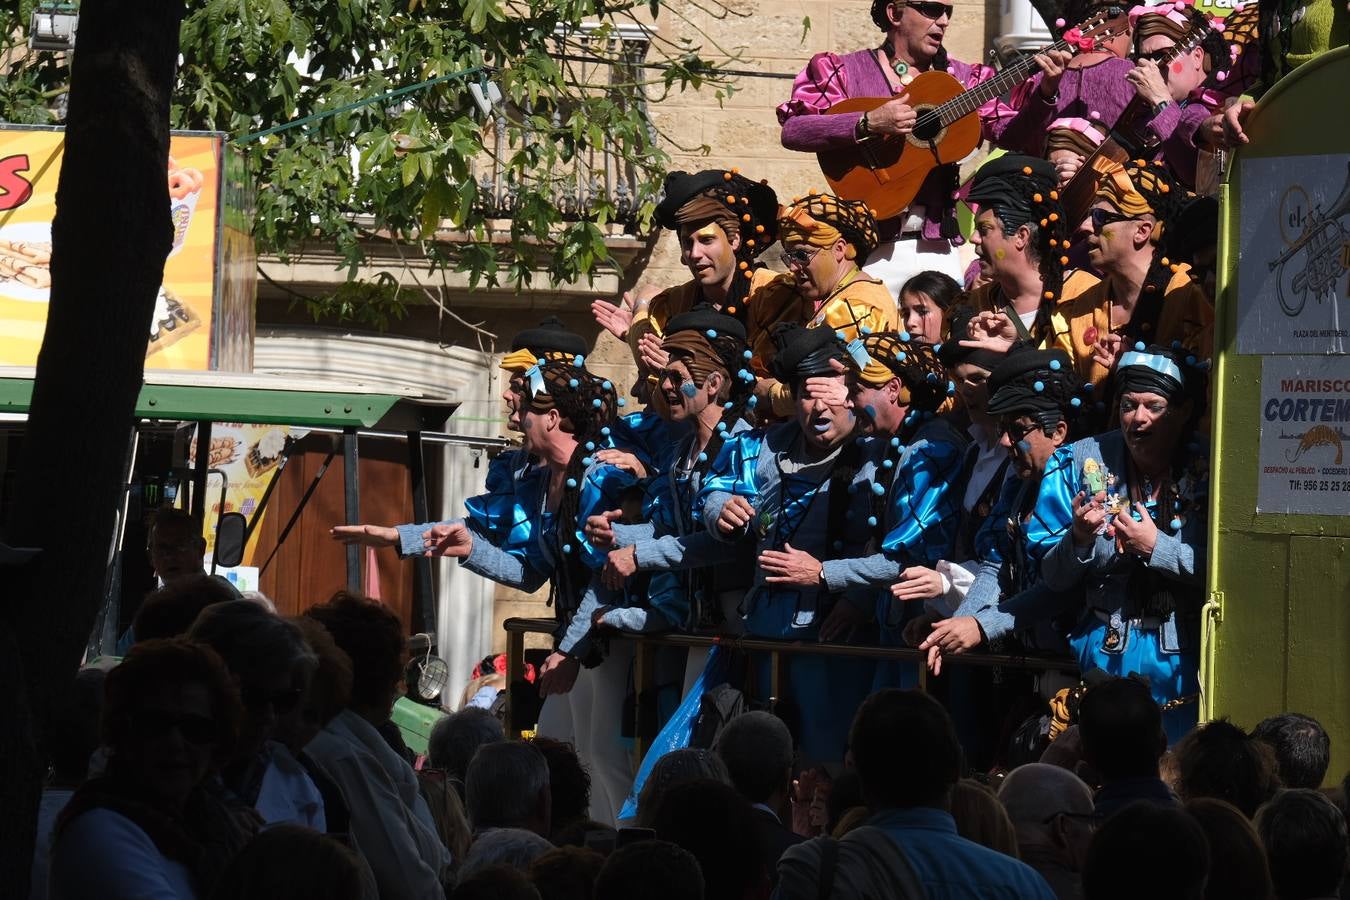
863, 237, 964, 301
535, 642, 636, 827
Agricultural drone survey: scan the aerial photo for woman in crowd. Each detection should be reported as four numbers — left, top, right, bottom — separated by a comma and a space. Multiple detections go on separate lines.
897, 270, 962, 346
50, 640, 256, 900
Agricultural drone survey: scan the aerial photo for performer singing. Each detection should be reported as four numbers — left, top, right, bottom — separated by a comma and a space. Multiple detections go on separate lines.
777, 0, 1070, 294
1059, 160, 1213, 398
1042, 344, 1209, 742
747, 192, 897, 418
622, 170, 779, 375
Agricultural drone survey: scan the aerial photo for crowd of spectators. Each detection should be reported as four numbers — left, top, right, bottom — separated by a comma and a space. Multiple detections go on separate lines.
25, 569, 1350, 899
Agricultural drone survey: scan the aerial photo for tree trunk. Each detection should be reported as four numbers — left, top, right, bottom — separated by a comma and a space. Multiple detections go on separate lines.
0, 0, 183, 891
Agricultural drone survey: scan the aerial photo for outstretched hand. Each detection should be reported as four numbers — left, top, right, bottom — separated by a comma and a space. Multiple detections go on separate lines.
330, 524, 399, 547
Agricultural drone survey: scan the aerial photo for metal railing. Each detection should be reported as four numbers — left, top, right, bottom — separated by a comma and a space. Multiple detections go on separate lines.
503, 617, 1082, 758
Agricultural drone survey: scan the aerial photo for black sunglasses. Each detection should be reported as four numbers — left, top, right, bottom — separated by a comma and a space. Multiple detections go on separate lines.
898, 1, 954, 19
1090, 208, 1133, 234
131, 710, 218, 745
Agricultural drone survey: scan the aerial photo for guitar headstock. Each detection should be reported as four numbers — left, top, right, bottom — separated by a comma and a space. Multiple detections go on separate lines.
1063, 6, 1130, 53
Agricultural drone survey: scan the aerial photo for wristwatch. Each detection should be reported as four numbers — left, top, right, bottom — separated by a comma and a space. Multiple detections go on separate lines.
1151, 99, 1173, 118
856, 112, 871, 141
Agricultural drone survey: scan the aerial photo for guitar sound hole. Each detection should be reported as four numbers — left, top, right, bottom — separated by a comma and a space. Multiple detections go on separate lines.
911, 106, 942, 143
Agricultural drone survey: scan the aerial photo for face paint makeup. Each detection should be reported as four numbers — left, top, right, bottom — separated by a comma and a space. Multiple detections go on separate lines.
862, 404, 877, 421
680, 381, 699, 398
994, 248, 1006, 260
1016, 439, 1032, 453
1170, 61, 1184, 74
692, 223, 722, 239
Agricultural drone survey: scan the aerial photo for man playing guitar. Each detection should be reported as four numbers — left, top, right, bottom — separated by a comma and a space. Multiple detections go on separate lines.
778, 0, 1073, 298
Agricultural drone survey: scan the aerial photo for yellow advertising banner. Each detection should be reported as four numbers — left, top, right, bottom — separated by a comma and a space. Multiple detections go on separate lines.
0, 128, 221, 369
190, 422, 306, 562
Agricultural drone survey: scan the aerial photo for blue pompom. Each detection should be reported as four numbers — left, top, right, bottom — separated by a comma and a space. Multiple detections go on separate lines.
882, 458, 894, 469
898, 351, 907, 362
871, 482, 885, 496
698, 452, 708, 463
867, 516, 878, 527
724, 401, 734, 410
602, 380, 612, 390
947, 381, 956, 396
574, 354, 585, 367
1172, 340, 1182, 350
890, 436, 901, 448
563, 543, 573, 553
717, 422, 728, 432
536, 357, 546, 366
1084, 382, 1095, 392
592, 398, 603, 408
706, 329, 717, 338
1170, 517, 1183, 530
1070, 397, 1082, 408
569, 378, 579, 388
616, 397, 626, 407
933, 342, 943, 353
566, 478, 577, 488
1049, 359, 1061, 371
582, 456, 593, 466
747, 395, 759, 409
1033, 380, 1045, 392
585, 441, 595, 451
601, 426, 611, 436
861, 326, 872, 335
743, 350, 753, 360
835, 330, 846, 340
926, 372, 938, 383
900, 330, 911, 342
1185, 355, 1196, 366
1133, 341, 1145, 351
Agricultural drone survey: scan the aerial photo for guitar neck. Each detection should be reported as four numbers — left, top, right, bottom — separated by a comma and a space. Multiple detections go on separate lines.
1106, 25, 1207, 148
935, 38, 1073, 124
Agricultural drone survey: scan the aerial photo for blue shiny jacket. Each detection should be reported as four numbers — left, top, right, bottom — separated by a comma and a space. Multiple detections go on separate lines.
954, 447, 1080, 645
1041, 429, 1208, 651
698, 422, 875, 639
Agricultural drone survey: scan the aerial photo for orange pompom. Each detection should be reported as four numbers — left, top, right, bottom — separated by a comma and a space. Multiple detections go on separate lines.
792, 196, 801, 204
746, 239, 756, 248
1049, 238, 1058, 248
1040, 218, 1049, 227
1049, 190, 1059, 201
1133, 158, 1147, 167
742, 196, 750, 204
1160, 257, 1170, 267
723, 172, 733, 181
1043, 290, 1056, 300
1049, 212, 1059, 222
731, 167, 740, 174
1033, 193, 1043, 203
1022, 166, 1033, 175
755, 224, 765, 233
1160, 183, 1170, 193
1060, 256, 1070, 265
727, 306, 737, 314
739, 261, 749, 270
742, 214, 751, 222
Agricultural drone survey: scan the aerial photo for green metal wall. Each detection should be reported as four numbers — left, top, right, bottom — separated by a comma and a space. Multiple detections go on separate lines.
1209, 48, 1350, 784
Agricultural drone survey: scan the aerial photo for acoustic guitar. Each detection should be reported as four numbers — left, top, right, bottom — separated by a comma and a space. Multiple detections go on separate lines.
819, 8, 1128, 222
1058, 5, 1217, 225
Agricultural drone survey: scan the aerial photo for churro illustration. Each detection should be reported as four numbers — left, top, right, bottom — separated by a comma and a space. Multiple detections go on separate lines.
0, 239, 53, 289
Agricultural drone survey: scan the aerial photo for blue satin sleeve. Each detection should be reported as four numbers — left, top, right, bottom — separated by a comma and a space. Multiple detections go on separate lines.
575, 461, 640, 568
879, 438, 963, 566
459, 451, 543, 563
697, 429, 765, 540
1024, 449, 1077, 574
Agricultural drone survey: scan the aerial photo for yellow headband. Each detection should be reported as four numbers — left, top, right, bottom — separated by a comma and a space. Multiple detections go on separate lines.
500, 348, 575, 373
777, 193, 879, 260
1094, 162, 1183, 241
